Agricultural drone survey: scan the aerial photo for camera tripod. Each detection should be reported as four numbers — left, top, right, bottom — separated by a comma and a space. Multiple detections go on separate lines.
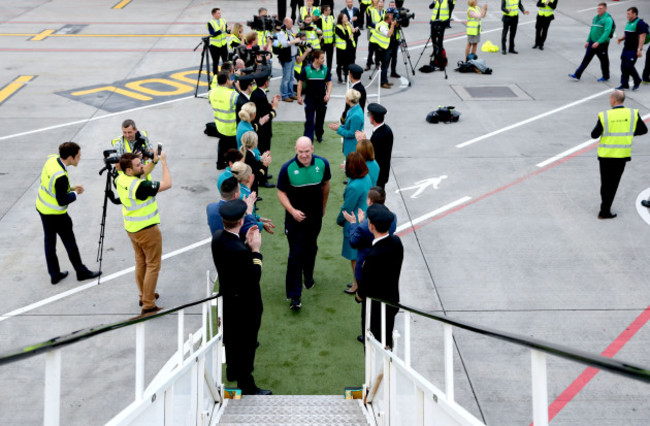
194, 36, 212, 97
415, 21, 448, 79
397, 28, 415, 86
96, 160, 121, 285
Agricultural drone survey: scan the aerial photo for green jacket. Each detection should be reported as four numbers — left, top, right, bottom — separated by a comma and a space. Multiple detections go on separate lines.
588, 12, 613, 44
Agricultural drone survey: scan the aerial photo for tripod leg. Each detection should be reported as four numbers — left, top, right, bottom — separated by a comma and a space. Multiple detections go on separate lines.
414, 36, 432, 69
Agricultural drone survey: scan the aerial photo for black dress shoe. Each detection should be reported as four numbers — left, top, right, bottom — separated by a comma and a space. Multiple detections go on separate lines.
539, 46, 544, 51
390, 73, 401, 78
256, 196, 263, 202
51, 271, 69, 285
344, 288, 356, 295
641, 200, 650, 208
501, 51, 507, 55
77, 270, 101, 281
509, 50, 518, 54
254, 388, 272, 395
266, 174, 273, 180
598, 212, 617, 219
357, 335, 364, 343
532, 45, 538, 49
260, 181, 276, 188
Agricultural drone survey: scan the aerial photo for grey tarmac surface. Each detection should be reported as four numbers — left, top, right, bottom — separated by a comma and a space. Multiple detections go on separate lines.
1, 0, 650, 424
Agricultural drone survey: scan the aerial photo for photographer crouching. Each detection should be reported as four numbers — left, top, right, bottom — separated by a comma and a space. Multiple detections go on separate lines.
115, 149, 172, 316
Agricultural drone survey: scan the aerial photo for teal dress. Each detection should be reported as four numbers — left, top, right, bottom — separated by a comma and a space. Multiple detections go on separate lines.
337, 103, 364, 159
236, 121, 261, 158
337, 174, 372, 260
366, 160, 379, 186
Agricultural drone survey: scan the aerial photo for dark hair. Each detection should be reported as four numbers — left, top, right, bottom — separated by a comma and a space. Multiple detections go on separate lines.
121, 119, 136, 129
356, 139, 375, 161
225, 148, 244, 164
322, 5, 331, 12
220, 62, 233, 73
217, 71, 230, 85
119, 152, 138, 172
220, 176, 239, 200
311, 49, 324, 61
369, 111, 385, 124
597, 2, 606, 8
258, 7, 267, 14
222, 217, 240, 229
627, 7, 638, 15
211, 8, 220, 14
345, 152, 369, 179
59, 142, 80, 159
367, 186, 386, 205
337, 13, 346, 25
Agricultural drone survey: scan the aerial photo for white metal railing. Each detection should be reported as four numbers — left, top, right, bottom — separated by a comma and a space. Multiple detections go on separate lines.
361, 299, 650, 426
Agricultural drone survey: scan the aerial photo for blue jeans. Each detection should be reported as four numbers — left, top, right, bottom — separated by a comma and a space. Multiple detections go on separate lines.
280, 58, 296, 100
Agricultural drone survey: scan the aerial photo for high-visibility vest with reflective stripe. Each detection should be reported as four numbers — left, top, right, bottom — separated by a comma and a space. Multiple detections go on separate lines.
537, 0, 554, 17
256, 30, 271, 47
369, 21, 390, 50
467, 6, 481, 36
431, 0, 450, 21
111, 131, 153, 181
208, 18, 227, 47
115, 173, 160, 233
305, 29, 321, 49
503, 0, 519, 16
335, 24, 356, 49
209, 85, 238, 136
228, 34, 241, 51
597, 107, 638, 158
300, 6, 320, 21
321, 15, 335, 44
360, 0, 371, 5
35, 155, 68, 215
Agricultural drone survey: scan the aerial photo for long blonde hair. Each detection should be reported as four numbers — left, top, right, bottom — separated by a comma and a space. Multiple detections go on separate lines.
230, 161, 252, 184
239, 131, 259, 157
238, 102, 256, 123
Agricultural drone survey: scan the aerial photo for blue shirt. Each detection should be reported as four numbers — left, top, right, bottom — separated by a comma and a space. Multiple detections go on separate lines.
206, 200, 259, 237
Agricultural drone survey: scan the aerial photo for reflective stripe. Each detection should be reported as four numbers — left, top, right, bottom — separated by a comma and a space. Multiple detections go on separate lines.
370, 21, 390, 49
597, 108, 638, 158
37, 193, 65, 211
124, 210, 159, 221
214, 116, 237, 123
466, 6, 481, 36
48, 170, 64, 194
602, 110, 635, 137
503, 0, 519, 16
599, 143, 632, 148
430, 0, 450, 21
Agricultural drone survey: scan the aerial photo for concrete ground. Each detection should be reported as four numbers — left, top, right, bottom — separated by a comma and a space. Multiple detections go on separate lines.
1, 0, 650, 424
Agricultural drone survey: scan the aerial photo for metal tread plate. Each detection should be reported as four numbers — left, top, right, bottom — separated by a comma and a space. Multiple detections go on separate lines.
219, 414, 369, 423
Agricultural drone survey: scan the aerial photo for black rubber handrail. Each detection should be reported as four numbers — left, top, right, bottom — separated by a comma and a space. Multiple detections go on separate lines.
372, 297, 650, 384
0, 294, 219, 366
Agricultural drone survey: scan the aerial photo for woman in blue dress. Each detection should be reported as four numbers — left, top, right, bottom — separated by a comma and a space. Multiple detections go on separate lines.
328, 88, 364, 159
355, 138, 379, 186
337, 152, 372, 293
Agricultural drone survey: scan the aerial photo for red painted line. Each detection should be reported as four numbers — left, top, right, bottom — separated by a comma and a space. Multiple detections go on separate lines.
527, 305, 650, 425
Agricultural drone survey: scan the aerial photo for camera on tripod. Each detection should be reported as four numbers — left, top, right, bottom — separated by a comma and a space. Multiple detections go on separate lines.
390, 7, 415, 28
103, 149, 120, 166
247, 15, 282, 33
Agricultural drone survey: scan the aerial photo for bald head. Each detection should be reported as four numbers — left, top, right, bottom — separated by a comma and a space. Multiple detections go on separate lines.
284, 17, 293, 28
610, 90, 625, 106
295, 137, 314, 166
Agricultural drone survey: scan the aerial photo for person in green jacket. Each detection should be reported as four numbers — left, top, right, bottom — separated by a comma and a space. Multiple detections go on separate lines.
569, 2, 614, 81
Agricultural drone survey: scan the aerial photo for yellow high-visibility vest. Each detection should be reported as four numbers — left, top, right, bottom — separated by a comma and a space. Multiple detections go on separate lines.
467, 6, 481, 36
208, 18, 227, 47
115, 173, 160, 233
210, 85, 238, 137
597, 107, 638, 158
431, 0, 450, 21
503, 0, 519, 17
369, 21, 390, 50
35, 155, 68, 215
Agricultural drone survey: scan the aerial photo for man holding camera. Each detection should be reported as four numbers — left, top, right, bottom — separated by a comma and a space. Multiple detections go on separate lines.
273, 17, 302, 103
116, 150, 171, 315
207, 8, 229, 74
36, 142, 101, 285
112, 119, 152, 159
369, 10, 397, 89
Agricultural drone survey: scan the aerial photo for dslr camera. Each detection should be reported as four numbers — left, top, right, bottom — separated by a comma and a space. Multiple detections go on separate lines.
390, 7, 415, 28
247, 15, 282, 32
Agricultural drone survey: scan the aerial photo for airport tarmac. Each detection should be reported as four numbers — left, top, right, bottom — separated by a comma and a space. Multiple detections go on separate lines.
1, 0, 650, 424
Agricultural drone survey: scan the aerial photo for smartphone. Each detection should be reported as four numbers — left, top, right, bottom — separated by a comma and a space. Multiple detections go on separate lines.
157, 143, 163, 156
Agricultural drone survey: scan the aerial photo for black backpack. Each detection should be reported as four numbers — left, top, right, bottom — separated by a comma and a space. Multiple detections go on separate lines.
426, 106, 460, 124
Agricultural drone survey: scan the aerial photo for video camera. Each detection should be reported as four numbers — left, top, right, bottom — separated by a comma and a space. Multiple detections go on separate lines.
133, 133, 154, 160
103, 149, 120, 166
247, 15, 282, 32
389, 7, 415, 28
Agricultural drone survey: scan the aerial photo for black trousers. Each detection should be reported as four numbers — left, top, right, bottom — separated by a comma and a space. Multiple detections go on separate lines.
502, 15, 519, 52
303, 99, 328, 142
620, 50, 641, 88
389, 39, 399, 74
285, 219, 322, 299
359, 2, 368, 29
39, 212, 86, 279
534, 15, 552, 48
322, 42, 334, 72
208, 45, 228, 74
574, 41, 610, 80
336, 48, 352, 81
361, 300, 398, 349
643, 45, 650, 82
223, 297, 262, 392
217, 134, 237, 168
599, 157, 627, 215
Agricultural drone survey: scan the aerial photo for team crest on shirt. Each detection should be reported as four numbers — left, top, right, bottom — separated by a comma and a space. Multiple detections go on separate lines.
294, 170, 299, 175
315, 166, 320, 173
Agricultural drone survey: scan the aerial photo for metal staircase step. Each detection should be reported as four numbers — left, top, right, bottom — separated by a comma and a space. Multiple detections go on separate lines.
217, 395, 370, 425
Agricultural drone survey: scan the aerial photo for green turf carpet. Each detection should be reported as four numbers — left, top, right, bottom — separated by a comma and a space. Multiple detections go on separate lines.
221, 121, 365, 395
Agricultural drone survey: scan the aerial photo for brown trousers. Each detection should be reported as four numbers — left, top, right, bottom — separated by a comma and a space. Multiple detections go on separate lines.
127, 225, 162, 309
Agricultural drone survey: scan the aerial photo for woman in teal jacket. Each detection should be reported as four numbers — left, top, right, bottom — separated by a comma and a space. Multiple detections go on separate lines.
329, 89, 364, 159
337, 152, 372, 293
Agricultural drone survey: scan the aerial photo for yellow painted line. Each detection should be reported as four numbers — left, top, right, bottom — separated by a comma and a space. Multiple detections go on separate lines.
0, 33, 204, 38
113, 0, 132, 9
0, 75, 35, 104
29, 29, 55, 41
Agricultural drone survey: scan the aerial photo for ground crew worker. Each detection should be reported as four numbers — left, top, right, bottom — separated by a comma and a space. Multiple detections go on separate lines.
591, 90, 647, 219
533, 0, 558, 50
429, 0, 451, 39
501, 0, 529, 55
36, 142, 101, 285
317, 5, 336, 71
465, 0, 488, 61
207, 8, 229, 74
299, 0, 320, 24
359, 0, 371, 29
116, 150, 172, 315
369, 10, 396, 89
365, 0, 385, 71
111, 119, 154, 179
210, 71, 238, 170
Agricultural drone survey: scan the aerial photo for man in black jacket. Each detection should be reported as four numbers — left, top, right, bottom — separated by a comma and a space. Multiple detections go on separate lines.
356, 103, 393, 188
211, 199, 271, 395
358, 203, 403, 348
251, 73, 280, 187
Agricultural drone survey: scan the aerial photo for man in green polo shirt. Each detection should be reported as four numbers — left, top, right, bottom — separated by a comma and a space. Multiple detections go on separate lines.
569, 2, 614, 81
116, 151, 172, 315
277, 137, 331, 310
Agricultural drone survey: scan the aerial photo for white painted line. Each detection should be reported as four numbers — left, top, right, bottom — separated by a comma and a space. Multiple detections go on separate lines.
456, 89, 612, 148
536, 139, 597, 168
537, 114, 650, 168
635, 188, 650, 226
0, 237, 212, 322
395, 196, 471, 234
